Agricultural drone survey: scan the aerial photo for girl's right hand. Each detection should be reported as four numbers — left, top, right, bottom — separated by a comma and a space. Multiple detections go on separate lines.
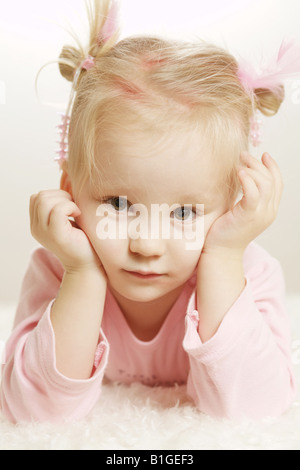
30, 189, 104, 274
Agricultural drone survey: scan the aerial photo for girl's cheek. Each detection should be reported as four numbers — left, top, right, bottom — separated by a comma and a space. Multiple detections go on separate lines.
94, 212, 128, 240
93, 236, 128, 267
75, 210, 123, 258
168, 236, 202, 266
172, 218, 205, 254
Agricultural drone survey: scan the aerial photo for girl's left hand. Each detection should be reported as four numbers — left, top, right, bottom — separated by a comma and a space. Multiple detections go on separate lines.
202, 151, 283, 255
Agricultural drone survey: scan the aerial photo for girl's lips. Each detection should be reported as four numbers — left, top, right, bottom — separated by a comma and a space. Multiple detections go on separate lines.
124, 270, 164, 279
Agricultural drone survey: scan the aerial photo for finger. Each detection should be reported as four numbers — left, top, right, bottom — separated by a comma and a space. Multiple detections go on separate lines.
261, 153, 284, 207
241, 152, 281, 202
34, 191, 74, 229
240, 166, 275, 200
238, 169, 260, 212
29, 194, 37, 217
29, 194, 39, 234
240, 151, 271, 180
32, 193, 49, 232
35, 189, 73, 200
48, 200, 81, 233
242, 151, 282, 190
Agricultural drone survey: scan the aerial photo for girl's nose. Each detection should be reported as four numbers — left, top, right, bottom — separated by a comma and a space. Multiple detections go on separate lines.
127, 207, 168, 257
129, 236, 166, 257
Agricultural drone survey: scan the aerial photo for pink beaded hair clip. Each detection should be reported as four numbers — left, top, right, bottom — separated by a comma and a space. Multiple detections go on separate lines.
56, 0, 119, 168
55, 57, 96, 167
237, 39, 300, 147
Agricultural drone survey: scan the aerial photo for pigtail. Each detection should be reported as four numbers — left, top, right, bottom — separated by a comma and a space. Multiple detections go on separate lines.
54, 0, 121, 169
238, 39, 300, 118
58, 0, 120, 83
87, 0, 120, 57
253, 85, 285, 117
59, 46, 83, 83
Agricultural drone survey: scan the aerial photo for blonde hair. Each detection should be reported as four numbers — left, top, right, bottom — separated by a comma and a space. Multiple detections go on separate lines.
58, 0, 284, 200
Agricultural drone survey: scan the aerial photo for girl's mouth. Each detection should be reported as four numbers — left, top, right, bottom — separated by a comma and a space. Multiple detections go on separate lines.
124, 270, 164, 279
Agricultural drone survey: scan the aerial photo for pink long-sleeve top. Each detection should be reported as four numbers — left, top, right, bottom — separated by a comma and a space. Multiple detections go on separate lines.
0, 242, 296, 423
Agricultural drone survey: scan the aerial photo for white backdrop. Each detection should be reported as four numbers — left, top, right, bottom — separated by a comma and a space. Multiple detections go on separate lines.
0, 0, 300, 302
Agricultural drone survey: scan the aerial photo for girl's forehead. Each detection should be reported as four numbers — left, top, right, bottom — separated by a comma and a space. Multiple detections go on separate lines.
93, 136, 225, 205
100, 135, 206, 174
99, 128, 213, 175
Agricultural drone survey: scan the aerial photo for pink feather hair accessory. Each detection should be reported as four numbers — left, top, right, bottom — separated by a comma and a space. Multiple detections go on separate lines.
99, 0, 120, 44
237, 39, 300, 96
237, 39, 300, 146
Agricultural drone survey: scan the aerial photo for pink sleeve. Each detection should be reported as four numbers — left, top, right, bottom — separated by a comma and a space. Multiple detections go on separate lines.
183, 251, 297, 421
0, 248, 109, 424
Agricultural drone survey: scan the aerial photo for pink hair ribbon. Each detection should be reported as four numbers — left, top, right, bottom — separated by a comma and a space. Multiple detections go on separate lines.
81, 55, 95, 71
100, 0, 120, 44
237, 39, 300, 146
237, 39, 300, 95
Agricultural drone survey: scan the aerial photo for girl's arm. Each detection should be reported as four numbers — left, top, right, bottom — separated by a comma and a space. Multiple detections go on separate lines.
51, 268, 107, 379
197, 151, 283, 342
0, 247, 109, 423
30, 189, 108, 380
183, 243, 296, 420
181, 152, 296, 419
1, 190, 108, 423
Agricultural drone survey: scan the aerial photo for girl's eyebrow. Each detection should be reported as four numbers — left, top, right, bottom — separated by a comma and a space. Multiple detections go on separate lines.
177, 191, 207, 202
174, 191, 215, 207
90, 182, 137, 198
91, 185, 211, 204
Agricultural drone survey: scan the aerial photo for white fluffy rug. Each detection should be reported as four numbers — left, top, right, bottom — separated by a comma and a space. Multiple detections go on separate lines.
1, 299, 300, 450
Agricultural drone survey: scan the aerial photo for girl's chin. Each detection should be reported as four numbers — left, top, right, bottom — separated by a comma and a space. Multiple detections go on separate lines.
107, 277, 186, 304
109, 284, 168, 303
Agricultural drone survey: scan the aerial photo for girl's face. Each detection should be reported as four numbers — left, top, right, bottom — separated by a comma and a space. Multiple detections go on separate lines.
71, 131, 230, 303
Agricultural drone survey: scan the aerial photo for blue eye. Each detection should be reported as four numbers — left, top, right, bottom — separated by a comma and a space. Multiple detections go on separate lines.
106, 197, 129, 212
172, 206, 195, 221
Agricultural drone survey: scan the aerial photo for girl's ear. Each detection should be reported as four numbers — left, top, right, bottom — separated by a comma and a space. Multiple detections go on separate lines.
60, 170, 74, 199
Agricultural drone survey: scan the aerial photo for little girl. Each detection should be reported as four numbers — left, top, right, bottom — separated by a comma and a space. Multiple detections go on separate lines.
1, 0, 298, 423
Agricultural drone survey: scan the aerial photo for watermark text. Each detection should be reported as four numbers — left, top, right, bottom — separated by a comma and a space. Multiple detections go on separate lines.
96, 200, 205, 251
